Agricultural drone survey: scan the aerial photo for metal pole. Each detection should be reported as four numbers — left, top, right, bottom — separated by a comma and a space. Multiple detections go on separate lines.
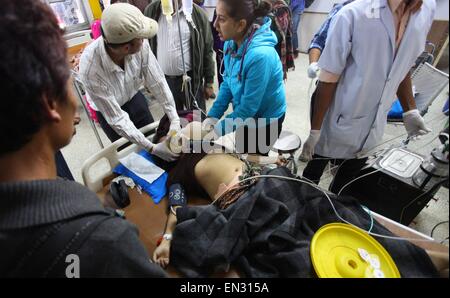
173, 0, 192, 109
71, 72, 105, 149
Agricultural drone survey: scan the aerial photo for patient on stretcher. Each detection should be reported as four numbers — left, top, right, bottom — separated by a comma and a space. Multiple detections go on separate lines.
151, 121, 285, 268
100, 120, 447, 276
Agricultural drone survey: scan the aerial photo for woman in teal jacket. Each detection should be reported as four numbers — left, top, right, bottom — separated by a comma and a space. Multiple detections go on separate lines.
203, 0, 287, 154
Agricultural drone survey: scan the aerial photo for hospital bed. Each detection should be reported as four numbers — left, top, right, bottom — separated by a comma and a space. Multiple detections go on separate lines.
81, 124, 448, 277
81, 121, 241, 277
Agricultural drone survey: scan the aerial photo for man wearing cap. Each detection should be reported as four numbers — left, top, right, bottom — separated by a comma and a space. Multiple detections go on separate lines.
79, 3, 181, 161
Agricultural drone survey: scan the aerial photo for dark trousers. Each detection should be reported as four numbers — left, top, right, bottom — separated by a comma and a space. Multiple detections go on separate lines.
306, 84, 367, 194
310, 89, 317, 124
96, 91, 154, 143
235, 114, 285, 155
165, 73, 206, 112
303, 154, 368, 194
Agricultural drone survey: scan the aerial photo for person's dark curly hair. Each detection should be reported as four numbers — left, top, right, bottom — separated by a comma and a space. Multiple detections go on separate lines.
0, 0, 70, 156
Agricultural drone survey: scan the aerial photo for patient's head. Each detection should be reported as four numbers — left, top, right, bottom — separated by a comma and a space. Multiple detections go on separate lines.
172, 121, 208, 150
182, 121, 208, 141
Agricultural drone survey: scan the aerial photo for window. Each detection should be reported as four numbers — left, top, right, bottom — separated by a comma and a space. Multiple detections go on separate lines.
45, 0, 91, 33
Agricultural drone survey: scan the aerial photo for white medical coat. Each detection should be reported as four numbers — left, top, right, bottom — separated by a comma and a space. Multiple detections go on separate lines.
316, 0, 435, 159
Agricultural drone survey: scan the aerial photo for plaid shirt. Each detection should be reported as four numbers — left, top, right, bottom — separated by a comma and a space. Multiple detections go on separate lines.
271, 0, 295, 80
309, 1, 353, 52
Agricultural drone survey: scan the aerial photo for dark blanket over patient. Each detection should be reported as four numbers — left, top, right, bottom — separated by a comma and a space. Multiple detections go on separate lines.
171, 167, 438, 278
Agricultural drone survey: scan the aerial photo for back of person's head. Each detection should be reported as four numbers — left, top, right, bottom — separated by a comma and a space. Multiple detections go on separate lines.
0, 0, 70, 156
219, 0, 272, 29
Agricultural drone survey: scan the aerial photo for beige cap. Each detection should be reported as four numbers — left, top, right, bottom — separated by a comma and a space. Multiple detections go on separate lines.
101, 3, 158, 44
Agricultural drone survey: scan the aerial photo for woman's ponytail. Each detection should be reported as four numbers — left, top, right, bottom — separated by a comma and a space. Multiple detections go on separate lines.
220, 0, 272, 27
254, 0, 272, 18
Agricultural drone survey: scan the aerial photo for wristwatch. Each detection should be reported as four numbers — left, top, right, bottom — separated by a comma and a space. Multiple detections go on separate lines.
163, 233, 173, 241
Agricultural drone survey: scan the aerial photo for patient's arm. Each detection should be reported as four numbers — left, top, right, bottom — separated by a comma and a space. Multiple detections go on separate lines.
168, 121, 247, 200
153, 154, 245, 269
153, 206, 179, 268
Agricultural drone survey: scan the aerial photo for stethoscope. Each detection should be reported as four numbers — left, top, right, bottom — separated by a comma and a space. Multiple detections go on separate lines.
218, 47, 233, 78
219, 49, 226, 78
218, 27, 257, 82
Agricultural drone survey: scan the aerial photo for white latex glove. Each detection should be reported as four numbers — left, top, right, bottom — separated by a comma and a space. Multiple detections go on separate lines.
403, 109, 431, 139
299, 130, 321, 162
168, 118, 181, 135
307, 62, 320, 79
151, 141, 180, 162
202, 117, 219, 133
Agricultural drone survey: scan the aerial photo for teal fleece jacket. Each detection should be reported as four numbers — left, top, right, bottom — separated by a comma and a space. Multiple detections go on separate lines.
208, 17, 287, 135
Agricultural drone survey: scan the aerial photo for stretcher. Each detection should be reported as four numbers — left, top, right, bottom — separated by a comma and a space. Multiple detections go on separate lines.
82, 124, 448, 277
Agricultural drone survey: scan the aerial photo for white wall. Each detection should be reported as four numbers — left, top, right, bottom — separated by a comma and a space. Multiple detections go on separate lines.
304, 0, 347, 13
298, 0, 450, 53
305, 0, 448, 18
299, 12, 328, 53
435, 0, 449, 20
298, 0, 344, 53
298, 0, 348, 53
203, 0, 217, 6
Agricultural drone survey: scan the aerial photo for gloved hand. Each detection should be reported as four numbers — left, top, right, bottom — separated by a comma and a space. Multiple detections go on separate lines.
307, 62, 320, 79
202, 117, 219, 133
151, 141, 180, 162
403, 109, 431, 139
169, 130, 189, 154
168, 118, 181, 135
299, 130, 321, 162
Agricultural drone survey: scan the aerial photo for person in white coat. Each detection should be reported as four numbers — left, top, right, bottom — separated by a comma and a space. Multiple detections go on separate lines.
300, 0, 435, 194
